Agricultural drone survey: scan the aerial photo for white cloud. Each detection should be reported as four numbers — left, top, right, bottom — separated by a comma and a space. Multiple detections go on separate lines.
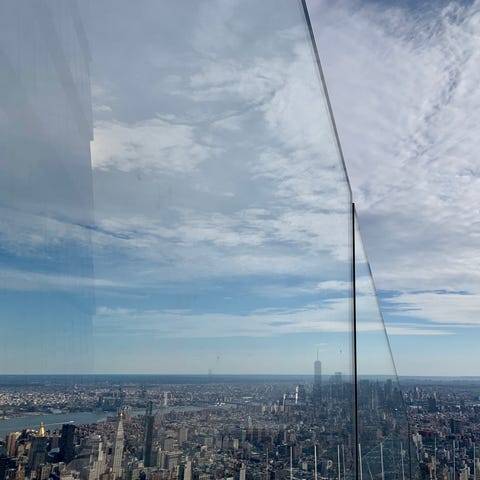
189, 40, 351, 211
384, 291, 480, 326
385, 324, 452, 336
88, 207, 353, 284
93, 104, 112, 113
95, 292, 448, 339
94, 301, 350, 338
91, 117, 213, 174
86, 21, 358, 289
83, 17, 360, 292
0, 206, 91, 259
0, 268, 117, 292
309, 0, 480, 323
192, 0, 243, 55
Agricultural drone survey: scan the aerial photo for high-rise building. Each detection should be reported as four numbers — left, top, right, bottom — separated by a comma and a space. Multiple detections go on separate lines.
183, 460, 192, 480
28, 424, 47, 472
313, 359, 322, 404
36, 464, 51, 480
88, 435, 106, 480
59, 424, 76, 464
14, 465, 25, 480
178, 427, 188, 446
143, 401, 154, 468
6, 433, 20, 458
0, 456, 17, 480
239, 464, 246, 480
112, 416, 124, 479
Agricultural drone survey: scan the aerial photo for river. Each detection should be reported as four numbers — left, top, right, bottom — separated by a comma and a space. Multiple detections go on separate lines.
0, 405, 213, 438
0, 411, 110, 437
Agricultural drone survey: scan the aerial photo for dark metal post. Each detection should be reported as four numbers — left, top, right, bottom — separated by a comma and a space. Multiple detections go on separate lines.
352, 203, 359, 480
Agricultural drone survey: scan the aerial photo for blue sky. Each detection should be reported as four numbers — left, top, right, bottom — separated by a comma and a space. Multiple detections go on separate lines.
0, 0, 479, 376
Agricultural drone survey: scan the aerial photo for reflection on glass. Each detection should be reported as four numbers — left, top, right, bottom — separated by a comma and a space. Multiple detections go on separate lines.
88, 0, 352, 377
355, 214, 417, 479
88, 0, 355, 476
0, 1, 94, 372
0, 1, 414, 480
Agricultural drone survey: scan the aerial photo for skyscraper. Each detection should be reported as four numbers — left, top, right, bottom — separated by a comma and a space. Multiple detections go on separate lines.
239, 464, 246, 480
143, 401, 155, 468
59, 424, 76, 464
112, 415, 124, 479
184, 460, 192, 480
6, 432, 20, 457
28, 423, 47, 472
88, 435, 106, 480
313, 359, 322, 404
178, 427, 188, 446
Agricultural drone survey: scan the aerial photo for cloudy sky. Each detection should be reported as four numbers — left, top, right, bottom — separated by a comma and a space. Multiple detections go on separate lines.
310, 0, 480, 375
0, 0, 478, 376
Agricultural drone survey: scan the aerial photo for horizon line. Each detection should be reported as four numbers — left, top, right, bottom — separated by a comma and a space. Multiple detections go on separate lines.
0, 373, 478, 379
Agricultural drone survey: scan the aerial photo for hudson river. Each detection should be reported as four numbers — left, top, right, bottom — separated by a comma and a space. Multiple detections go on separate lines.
0, 405, 209, 438
0, 411, 110, 437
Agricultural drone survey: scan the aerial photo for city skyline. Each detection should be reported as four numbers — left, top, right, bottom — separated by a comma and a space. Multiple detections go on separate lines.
0, 374, 415, 480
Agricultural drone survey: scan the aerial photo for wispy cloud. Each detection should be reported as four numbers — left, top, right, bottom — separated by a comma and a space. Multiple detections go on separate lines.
384, 291, 480, 326
84, 17, 356, 293
94, 306, 355, 340
0, 268, 118, 292
91, 117, 214, 174
385, 324, 452, 336
94, 302, 354, 338
95, 292, 448, 339
310, 0, 480, 323
0, 207, 91, 259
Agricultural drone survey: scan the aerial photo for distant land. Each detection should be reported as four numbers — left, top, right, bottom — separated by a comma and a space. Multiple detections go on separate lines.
1, 373, 480, 385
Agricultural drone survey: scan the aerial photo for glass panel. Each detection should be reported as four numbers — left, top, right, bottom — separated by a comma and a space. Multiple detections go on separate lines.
0, 1, 95, 373
0, 2, 416, 480
87, 0, 353, 376
355, 214, 418, 479
87, 1, 356, 478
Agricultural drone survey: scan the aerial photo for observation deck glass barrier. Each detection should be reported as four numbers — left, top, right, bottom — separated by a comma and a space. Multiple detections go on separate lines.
0, 2, 414, 480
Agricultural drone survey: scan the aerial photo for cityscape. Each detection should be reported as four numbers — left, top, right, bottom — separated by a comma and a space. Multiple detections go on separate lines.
1, 3, 479, 480
2, 373, 480, 480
